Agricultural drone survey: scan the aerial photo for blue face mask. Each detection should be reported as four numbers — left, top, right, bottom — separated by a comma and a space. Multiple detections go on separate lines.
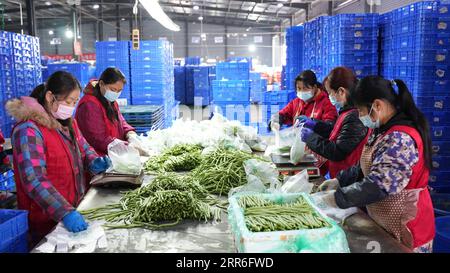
297, 91, 314, 101
104, 89, 122, 102
329, 95, 343, 109
359, 104, 380, 129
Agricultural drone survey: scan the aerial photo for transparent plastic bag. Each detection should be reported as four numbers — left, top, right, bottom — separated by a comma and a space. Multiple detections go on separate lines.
280, 169, 313, 194
290, 125, 306, 165
107, 139, 142, 175
275, 127, 296, 151
228, 159, 281, 196
310, 190, 359, 223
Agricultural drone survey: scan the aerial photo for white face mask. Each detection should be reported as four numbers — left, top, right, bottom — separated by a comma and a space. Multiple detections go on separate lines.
297, 91, 314, 101
104, 89, 122, 102
359, 104, 380, 129
52, 97, 75, 120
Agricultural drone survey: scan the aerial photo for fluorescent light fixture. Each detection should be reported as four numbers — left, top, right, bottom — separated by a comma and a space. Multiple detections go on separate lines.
243, 34, 247, 37
139, 0, 181, 31
65, 30, 73, 38
248, 44, 256, 52
277, 3, 283, 8
93, 4, 100, 9
338, 0, 355, 7
246, 27, 251, 32
193, 5, 199, 10
198, 16, 203, 21
48, 30, 54, 35
121, 18, 126, 21
45, 1, 52, 6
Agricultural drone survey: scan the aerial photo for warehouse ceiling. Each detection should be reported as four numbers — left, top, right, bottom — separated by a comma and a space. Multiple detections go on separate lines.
0, 0, 314, 29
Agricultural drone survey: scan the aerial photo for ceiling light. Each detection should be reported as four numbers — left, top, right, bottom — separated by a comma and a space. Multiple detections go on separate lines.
193, 5, 199, 10
93, 4, 100, 9
48, 30, 54, 35
246, 27, 251, 32
121, 18, 126, 21
198, 16, 203, 21
45, 1, 52, 6
243, 34, 247, 37
277, 3, 283, 8
65, 30, 74, 39
248, 44, 256, 52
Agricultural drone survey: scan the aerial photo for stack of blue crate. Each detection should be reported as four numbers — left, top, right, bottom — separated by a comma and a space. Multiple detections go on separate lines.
47, 62, 90, 90
328, 14, 379, 78
0, 31, 41, 137
249, 72, 267, 104
303, 16, 330, 82
185, 57, 201, 65
174, 66, 186, 104
286, 26, 304, 90
96, 41, 131, 104
211, 60, 251, 125
121, 105, 165, 134
381, 1, 450, 193
208, 65, 216, 101
130, 40, 175, 128
188, 65, 210, 106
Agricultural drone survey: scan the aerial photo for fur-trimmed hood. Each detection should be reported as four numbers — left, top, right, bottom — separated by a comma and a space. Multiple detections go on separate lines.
6, 96, 62, 130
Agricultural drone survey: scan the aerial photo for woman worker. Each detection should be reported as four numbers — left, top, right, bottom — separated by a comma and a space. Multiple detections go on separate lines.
268, 70, 338, 131
6, 71, 111, 246
299, 67, 369, 178
319, 76, 435, 252
75, 67, 147, 156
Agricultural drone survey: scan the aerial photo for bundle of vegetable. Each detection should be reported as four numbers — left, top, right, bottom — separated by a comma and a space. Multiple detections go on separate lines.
144, 144, 203, 173
81, 173, 221, 229
190, 147, 263, 196
237, 195, 331, 232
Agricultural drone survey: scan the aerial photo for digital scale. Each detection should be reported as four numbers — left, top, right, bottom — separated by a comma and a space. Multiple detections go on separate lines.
270, 153, 321, 178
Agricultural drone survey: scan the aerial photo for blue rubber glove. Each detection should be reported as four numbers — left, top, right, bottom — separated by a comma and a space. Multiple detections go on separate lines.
89, 156, 112, 174
301, 127, 314, 142
303, 118, 317, 129
62, 211, 88, 233
296, 115, 308, 124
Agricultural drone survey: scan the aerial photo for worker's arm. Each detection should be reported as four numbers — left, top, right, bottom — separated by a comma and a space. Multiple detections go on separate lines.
335, 131, 418, 209
12, 122, 74, 221
312, 120, 335, 139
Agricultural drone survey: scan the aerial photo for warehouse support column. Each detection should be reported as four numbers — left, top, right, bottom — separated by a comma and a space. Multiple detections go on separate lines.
72, 6, 77, 58
25, 0, 36, 36
328, 1, 334, 16
98, 0, 104, 41
129, 13, 133, 40
116, 3, 121, 40
224, 25, 228, 61
184, 20, 189, 57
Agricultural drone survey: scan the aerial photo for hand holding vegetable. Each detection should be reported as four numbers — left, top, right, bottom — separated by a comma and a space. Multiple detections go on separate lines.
89, 156, 112, 174
318, 178, 340, 192
63, 210, 88, 233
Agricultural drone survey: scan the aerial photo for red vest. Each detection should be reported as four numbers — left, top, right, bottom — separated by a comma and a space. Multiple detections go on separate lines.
76, 94, 121, 155
383, 125, 435, 247
13, 121, 82, 242
328, 109, 370, 178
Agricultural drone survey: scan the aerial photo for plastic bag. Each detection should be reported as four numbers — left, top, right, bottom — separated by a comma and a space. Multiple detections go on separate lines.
107, 139, 142, 175
310, 190, 359, 223
228, 159, 281, 196
280, 169, 313, 194
290, 125, 306, 165
275, 127, 296, 151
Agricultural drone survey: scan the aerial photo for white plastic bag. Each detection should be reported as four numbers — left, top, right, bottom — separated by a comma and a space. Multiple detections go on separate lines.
228, 159, 281, 196
310, 190, 358, 223
107, 139, 142, 175
275, 127, 296, 151
290, 125, 306, 165
280, 169, 313, 194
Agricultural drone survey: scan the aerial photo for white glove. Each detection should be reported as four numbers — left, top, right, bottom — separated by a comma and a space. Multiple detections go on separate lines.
127, 133, 150, 156
318, 178, 340, 192
270, 121, 280, 132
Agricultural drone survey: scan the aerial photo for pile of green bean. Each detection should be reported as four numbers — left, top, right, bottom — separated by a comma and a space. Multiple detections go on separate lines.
144, 144, 203, 173
190, 147, 262, 196
80, 173, 221, 229
237, 195, 331, 232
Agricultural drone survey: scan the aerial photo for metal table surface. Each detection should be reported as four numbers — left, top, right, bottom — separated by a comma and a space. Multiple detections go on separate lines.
33, 178, 410, 253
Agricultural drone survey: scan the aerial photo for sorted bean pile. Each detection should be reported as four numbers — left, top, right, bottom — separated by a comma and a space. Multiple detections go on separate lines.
237, 195, 331, 232
81, 173, 221, 229
190, 147, 261, 196
144, 144, 203, 173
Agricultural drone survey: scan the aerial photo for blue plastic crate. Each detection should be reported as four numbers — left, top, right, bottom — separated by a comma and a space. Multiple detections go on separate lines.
0, 209, 28, 253
431, 192, 450, 215
434, 216, 450, 253
430, 170, 450, 188
432, 156, 450, 171
415, 96, 450, 110
216, 62, 251, 80
0, 170, 15, 192
425, 111, 450, 126
264, 91, 289, 105
185, 57, 201, 65
328, 51, 378, 66
432, 126, 450, 140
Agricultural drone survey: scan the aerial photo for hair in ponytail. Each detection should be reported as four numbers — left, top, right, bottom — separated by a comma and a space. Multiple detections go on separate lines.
351, 76, 432, 169
30, 71, 81, 138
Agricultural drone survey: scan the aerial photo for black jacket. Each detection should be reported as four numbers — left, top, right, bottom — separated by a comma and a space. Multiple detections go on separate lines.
305, 107, 369, 162
334, 112, 417, 209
